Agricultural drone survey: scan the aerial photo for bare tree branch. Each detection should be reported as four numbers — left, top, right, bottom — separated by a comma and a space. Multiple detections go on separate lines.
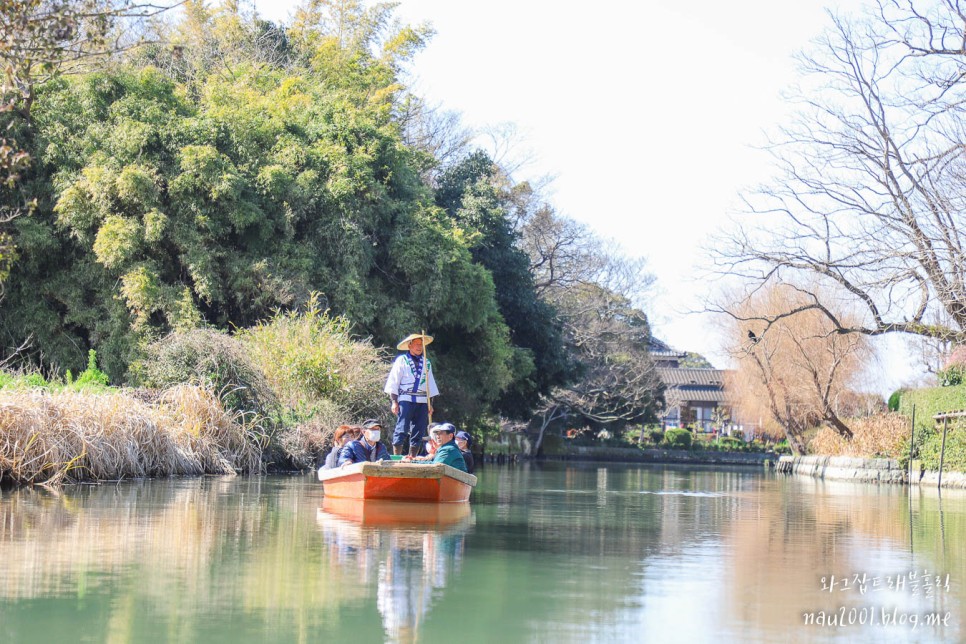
715, 1, 966, 349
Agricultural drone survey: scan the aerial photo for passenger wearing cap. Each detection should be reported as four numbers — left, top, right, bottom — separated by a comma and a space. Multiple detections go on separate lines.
455, 431, 475, 474
384, 333, 440, 457
337, 419, 391, 466
403, 423, 466, 472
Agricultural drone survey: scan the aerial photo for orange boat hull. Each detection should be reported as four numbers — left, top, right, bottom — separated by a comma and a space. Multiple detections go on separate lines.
320, 497, 472, 527
319, 462, 477, 503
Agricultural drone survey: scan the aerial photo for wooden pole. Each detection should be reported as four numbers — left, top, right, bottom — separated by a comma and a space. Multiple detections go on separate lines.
938, 416, 948, 489
908, 405, 916, 553
422, 329, 432, 425
908, 405, 916, 483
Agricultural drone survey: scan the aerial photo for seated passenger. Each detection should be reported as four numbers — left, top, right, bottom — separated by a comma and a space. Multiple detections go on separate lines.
338, 419, 391, 466
404, 423, 466, 472
320, 424, 357, 471
455, 430, 475, 474
423, 423, 440, 457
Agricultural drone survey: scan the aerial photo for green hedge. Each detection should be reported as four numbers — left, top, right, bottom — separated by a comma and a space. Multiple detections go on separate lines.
919, 424, 966, 472
898, 384, 966, 434
899, 384, 966, 470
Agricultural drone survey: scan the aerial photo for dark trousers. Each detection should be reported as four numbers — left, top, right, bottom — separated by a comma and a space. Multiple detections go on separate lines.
393, 399, 429, 449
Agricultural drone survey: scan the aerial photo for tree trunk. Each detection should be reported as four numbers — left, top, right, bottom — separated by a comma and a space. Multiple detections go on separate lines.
785, 427, 807, 456
824, 412, 854, 441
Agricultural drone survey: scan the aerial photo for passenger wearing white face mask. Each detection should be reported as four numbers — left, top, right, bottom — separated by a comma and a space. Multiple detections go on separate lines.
337, 419, 391, 465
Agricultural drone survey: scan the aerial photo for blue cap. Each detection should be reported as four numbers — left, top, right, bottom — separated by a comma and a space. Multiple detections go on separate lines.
455, 431, 472, 444
431, 422, 456, 434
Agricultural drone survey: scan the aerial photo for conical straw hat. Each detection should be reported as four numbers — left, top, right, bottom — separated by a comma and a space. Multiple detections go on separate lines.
397, 333, 434, 351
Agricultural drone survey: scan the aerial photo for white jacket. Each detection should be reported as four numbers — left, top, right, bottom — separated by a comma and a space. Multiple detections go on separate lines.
384, 353, 439, 403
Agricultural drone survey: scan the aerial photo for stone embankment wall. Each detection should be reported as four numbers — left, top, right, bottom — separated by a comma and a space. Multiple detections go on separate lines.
913, 468, 966, 489
548, 446, 773, 466
777, 455, 966, 488
776, 455, 906, 484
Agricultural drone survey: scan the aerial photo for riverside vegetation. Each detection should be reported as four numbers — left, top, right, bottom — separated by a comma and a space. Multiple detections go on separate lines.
0, 302, 387, 486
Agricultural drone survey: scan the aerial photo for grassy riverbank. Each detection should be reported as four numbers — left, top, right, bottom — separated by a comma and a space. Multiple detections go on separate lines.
0, 303, 388, 487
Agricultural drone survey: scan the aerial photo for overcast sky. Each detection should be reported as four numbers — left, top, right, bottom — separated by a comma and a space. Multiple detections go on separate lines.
247, 0, 922, 392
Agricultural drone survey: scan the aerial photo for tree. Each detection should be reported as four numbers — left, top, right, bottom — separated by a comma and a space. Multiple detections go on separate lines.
434, 151, 571, 418
1, 0, 171, 119
505, 187, 661, 451
529, 281, 664, 454
516, 198, 654, 309
0, 0, 173, 287
397, 95, 474, 184
0, 3, 517, 418
716, 0, 966, 346
722, 282, 873, 454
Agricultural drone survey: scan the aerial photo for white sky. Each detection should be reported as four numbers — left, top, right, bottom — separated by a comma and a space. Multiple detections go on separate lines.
248, 0, 924, 394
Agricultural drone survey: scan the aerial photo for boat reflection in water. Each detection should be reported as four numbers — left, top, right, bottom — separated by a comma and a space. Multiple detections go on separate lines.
316, 498, 473, 643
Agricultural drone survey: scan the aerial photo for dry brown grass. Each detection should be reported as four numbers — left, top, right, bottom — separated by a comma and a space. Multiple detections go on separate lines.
0, 386, 263, 486
808, 412, 909, 458
273, 399, 347, 469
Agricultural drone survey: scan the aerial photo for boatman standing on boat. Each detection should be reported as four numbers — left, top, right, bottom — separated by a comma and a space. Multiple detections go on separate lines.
384, 333, 439, 457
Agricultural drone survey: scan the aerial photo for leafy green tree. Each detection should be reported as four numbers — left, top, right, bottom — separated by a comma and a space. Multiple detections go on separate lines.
0, 5, 514, 424
435, 151, 571, 418
0, 0, 173, 289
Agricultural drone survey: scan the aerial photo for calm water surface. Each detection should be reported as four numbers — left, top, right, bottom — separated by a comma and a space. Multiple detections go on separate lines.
0, 462, 962, 643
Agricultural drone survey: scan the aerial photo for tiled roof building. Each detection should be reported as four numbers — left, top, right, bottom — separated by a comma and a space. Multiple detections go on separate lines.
650, 341, 735, 433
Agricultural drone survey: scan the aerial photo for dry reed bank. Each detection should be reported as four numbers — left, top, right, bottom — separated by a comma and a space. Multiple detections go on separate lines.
0, 386, 263, 486
0, 303, 388, 488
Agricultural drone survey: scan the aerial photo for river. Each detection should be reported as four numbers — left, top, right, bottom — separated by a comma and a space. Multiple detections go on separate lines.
0, 462, 961, 643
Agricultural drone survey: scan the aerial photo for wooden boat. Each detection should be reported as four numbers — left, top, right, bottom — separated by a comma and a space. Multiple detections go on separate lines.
318, 461, 477, 503
319, 497, 472, 528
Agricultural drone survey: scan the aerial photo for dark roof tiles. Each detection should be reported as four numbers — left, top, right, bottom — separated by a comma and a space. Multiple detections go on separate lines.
657, 368, 727, 387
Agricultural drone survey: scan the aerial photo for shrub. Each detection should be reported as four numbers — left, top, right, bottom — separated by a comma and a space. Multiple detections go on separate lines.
898, 384, 966, 444
808, 413, 909, 459
718, 436, 743, 451
21, 373, 48, 388
648, 428, 665, 444
938, 347, 966, 386
665, 428, 692, 449
937, 366, 966, 386
888, 390, 902, 412
72, 350, 110, 389
268, 399, 347, 470
132, 328, 277, 416
236, 295, 385, 420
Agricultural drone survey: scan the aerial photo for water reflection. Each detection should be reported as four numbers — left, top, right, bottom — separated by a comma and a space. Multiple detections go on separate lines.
316, 499, 471, 644
0, 477, 377, 642
0, 466, 963, 642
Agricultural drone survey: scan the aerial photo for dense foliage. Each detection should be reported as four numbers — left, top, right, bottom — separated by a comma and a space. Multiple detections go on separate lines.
2, 6, 504, 421
434, 151, 571, 418
0, 1, 661, 435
